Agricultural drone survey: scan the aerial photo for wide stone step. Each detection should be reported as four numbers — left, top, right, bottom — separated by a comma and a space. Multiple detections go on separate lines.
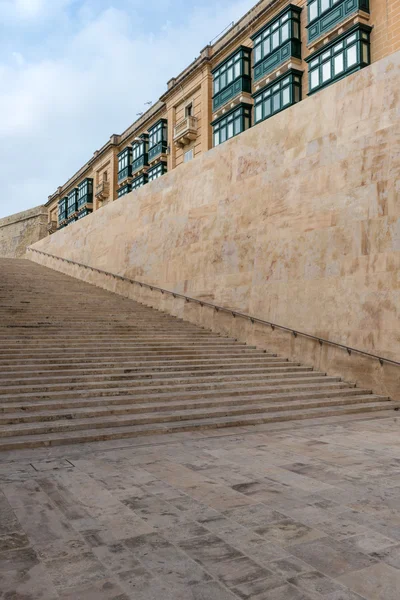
0, 365, 311, 382
0, 387, 371, 413
0, 396, 395, 438
0, 380, 350, 404
0, 395, 388, 426
0, 375, 342, 398
0, 403, 395, 451
0, 370, 324, 391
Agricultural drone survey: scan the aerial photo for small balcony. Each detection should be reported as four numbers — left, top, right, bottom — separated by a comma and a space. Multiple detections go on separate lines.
95, 181, 110, 201
173, 116, 198, 147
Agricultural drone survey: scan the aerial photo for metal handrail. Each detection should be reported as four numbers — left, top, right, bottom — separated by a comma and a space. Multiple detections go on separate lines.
27, 247, 400, 368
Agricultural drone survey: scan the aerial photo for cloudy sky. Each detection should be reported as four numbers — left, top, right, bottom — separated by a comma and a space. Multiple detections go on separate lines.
0, 0, 256, 219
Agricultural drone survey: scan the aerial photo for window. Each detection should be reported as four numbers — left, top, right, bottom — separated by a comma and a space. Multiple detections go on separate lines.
148, 119, 168, 160
131, 174, 148, 190
252, 7, 301, 66
307, 0, 370, 43
254, 71, 302, 124
148, 162, 167, 182
67, 189, 78, 216
58, 198, 67, 222
118, 148, 132, 182
184, 149, 194, 163
212, 104, 252, 147
77, 208, 92, 220
307, 25, 371, 93
212, 47, 251, 96
308, 0, 368, 23
131, 134, 149, 173
77, 178, 93, 208
185, 104, 193, 117
117, 184, 131, 198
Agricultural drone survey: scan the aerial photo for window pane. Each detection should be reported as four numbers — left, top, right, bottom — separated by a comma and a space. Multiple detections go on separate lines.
347, 45, 357, 67
272, 30, 279, 49
362, 42, 368, 63
334, 52, 344, 75
282, 86, 290, 106
234, 62, 241, 78
234, 117, 241, 135
228, 122, 234, 138
322, 60, 331, 82
294, 86, 300, 103
265, 98, 271, 116
227, 67, 233, 83
281, 22, 289, 41
310, 69, 320, 89
243, 60, 249, 75
309, 1, 318, 21
321, 0, 330, 12
273, 93, 280, 112
255, 45, 262, 62
255, 104, 263, 122
244, 116, 250, 130
214, 132, 219, 146
263, 38, 270, 56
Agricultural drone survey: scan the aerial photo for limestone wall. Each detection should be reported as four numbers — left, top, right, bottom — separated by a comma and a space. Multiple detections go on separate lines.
29, 52, 400, 399
0, 206, 48, 258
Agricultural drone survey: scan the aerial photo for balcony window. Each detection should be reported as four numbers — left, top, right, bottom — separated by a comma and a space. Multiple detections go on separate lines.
77, 178, 93, 209
212, 47, 252, 111
148, 162, 167, 182
132, 174, 148, 190
212, 103, 252, 147
77, 208, 92, 220
58, 197, 67, 223
148, 119, 168, 161
307, 0, 369, 43
252, 5, 302, 81
118, 147, 132, 183
131, 134, 149, 174
67, 189, 78, 217
306, 25, 371, 93
254, 70, 302, 124
117, 184, 131, 198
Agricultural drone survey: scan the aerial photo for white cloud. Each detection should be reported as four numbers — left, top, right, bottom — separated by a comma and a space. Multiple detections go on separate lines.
0, 0, 255, 218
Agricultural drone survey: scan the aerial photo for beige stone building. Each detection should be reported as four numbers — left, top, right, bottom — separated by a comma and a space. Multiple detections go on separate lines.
47, 0, 398, 230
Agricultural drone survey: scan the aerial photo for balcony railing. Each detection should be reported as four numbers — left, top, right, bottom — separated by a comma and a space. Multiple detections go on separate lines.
95, 181, 110, 200
173, 116, 198, 147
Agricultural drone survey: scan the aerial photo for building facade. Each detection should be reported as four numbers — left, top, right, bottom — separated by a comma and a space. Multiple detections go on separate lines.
46, 0, 398, 230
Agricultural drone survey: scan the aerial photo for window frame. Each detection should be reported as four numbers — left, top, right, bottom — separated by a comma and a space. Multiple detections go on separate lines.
306, 24, 371, 94
117, 183, 132, 198
77, 178, 93, 209
251, 5, 302, 68
58, 197, 68, 222
212, 103, 252, 148
253, 70, 302, 124
148, 119, 168, 160
131, 174, 148, 190
147, 161, 167, 182
117, 147, 133, 182
66, 189, 78, 217
212, 46, 252, 97
307, 0, 369, 26
131, 134, 149, 173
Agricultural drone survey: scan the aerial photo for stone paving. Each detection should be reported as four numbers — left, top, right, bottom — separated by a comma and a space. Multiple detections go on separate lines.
1, 414, 400, 599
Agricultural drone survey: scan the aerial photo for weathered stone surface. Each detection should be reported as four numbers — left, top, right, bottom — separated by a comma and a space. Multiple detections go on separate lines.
29, 52, 400, 401
0, 205, 47, 258
2, 415, 400, 598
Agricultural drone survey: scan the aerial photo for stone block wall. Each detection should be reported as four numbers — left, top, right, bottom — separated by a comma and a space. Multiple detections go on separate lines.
0, 206, 48, 258
29, 51, 400, 398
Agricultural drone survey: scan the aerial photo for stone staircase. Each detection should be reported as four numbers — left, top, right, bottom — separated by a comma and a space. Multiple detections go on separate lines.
0, 258, 397, 450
